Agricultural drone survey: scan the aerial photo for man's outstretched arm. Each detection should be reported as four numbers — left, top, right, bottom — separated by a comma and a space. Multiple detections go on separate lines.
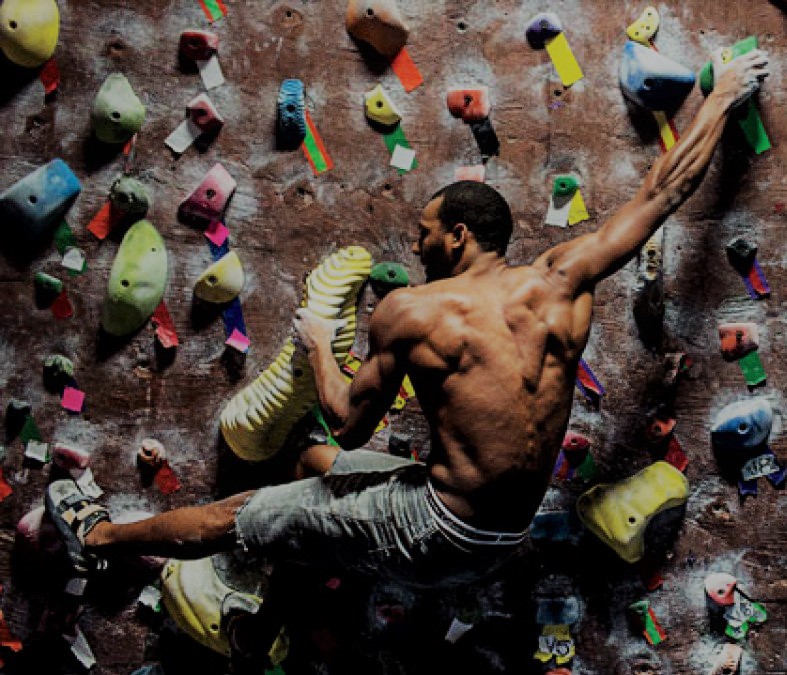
535, 49, 770, 294
294, 291, 409, 449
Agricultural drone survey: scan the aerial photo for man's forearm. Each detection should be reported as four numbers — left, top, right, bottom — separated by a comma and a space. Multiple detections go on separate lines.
307, 343, 350, 430
642, 87, 736, 211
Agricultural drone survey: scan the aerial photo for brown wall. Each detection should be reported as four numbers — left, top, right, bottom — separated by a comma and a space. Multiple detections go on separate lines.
1, 1, 786, 673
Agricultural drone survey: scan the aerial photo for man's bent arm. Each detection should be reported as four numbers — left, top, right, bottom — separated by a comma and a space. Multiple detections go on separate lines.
535, 51, 769, 294
305, 292, 408, 449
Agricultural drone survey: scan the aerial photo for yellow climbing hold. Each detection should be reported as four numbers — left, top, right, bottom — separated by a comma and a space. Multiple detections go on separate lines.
626, 6, 659, 45
194, 251, 245, 304
0, 0, 59, 67
364, 84, 402, 126
220, 246, 372, 461
576, 461, 689, 563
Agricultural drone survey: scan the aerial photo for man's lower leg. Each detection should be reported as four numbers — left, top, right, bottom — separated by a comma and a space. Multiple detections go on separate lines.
84, 490, 255, 560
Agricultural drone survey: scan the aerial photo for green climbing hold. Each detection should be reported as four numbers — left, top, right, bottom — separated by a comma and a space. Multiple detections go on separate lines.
101, 220, 167, 336
43, 354, 74, 393
90, 73, 146, 145
109, 176, 151, 218
552, 175, 579, 198
34, 271, 62, 294
370, 262, 409, 289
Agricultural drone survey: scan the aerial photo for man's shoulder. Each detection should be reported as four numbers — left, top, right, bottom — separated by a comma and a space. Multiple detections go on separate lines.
370, 287, 433, 341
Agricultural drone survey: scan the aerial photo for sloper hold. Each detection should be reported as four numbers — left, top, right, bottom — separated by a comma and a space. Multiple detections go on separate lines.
710, 397, 772, 452
446, 88, 491, 123
179, 30, 219, 61
626, 6, 659, 45
525, 12, 563, 50
705, 572, 737, 606
346, 0, 409, 58
91, 74, 146, 144
719, 323, 759, 361
619, 41, 695, 111
101, 220, 168, 336
0, 159, 81, 242
178, 163, 237, 224
187, 93, 224, 134
276, 79, 307, 150
364, 84, 402, 126
109, 176, 150, 218
161, 556, 261, 656
0, 0, 59, 68
194, 251, 244, 303
576, 461, 689, 563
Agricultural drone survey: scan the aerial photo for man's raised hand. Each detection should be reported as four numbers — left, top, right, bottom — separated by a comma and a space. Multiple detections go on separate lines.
713, 47, 770, 109
293, 308, 347, 353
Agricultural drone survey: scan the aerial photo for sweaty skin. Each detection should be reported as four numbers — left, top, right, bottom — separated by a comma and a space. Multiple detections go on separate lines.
296, 50, 770, 533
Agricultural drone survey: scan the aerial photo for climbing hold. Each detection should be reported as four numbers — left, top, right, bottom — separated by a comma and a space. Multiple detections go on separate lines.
52, 443, 90, 471
576, 461, 689, 563
725, 237, 757, 275
626, 6, 659, 45
101, 220, 168, 337
705, 572, 738, 606
446, 88, 490, 123
619, 41, 695, 111
633, 228, 665, 348
710, 397, 772, 452
90, 73, 146, 145
178, 163, 237, 225
533, 623, 575, 664
161, 556, 262, 656
719, 323, 759, 361
0, 159, 81, 243
562, 432, 590, 453
364, 84, 402, 127
178, 30, 219, 62
137, 438, 166, 468
109, 176, 150, 219
276, 79, 307, 150
525, 12, 563, 50
43, 354, 74, 393
709, 643, 742, 675
370, 261, 409, 290
34, 271, 62, 306
194, 251, 244, 304
187, 93, 224, 134
220, 247, 372, 461
346, 0, 409, 58
0, 0, 59, 68
552, 175, 579, 198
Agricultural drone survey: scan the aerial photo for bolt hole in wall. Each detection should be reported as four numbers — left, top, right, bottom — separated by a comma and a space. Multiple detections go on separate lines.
121, 279, 129, 287
28, 194, 37, 204
9, 20, 17, 30
457, 20, 467, 33
112, 111, 121, 119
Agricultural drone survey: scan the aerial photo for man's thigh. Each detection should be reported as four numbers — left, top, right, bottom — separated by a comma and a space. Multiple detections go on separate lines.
329, 449, 415, 475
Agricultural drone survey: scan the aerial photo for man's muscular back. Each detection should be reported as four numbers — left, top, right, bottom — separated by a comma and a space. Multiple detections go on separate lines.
390, 260, 594, 531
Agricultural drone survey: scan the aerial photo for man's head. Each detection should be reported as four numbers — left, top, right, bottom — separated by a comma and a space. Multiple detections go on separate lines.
413, 181, 513, 281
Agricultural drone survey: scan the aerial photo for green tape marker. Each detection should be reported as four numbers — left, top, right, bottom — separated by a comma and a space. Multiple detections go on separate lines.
312, 406, 340, 447
699, 36, 770, 154
383, 124, 418, 175
54, 220, 77, 254
739, 350, 766, 387
19, 415, 43, 444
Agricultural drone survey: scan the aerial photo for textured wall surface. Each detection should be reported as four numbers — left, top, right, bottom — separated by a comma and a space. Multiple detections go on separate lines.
0, 1, 786, 674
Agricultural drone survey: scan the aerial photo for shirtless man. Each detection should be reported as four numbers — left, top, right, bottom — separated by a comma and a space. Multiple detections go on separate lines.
46, 50, 768, 591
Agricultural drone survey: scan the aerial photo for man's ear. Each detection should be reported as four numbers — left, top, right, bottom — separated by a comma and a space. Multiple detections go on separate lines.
450, 222, 469, 248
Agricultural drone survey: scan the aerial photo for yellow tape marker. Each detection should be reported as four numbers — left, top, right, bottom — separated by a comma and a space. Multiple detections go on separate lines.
652, 110, 678, 151
568, 190, 589, 226
545, 33, 584, 87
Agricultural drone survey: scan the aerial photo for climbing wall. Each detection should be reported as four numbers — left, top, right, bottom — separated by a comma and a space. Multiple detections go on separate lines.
0, 1, 786, 674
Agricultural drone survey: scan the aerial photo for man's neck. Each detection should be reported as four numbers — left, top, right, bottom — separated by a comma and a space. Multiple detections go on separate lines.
452, 250, 506, 277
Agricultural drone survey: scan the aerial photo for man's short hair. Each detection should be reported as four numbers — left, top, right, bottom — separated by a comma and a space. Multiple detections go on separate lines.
431, 181, 513, 256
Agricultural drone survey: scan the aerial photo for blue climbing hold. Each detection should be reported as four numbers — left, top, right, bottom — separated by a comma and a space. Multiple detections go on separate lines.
619, 40, 695, 111
0, 159, 81, 242
711, 397, 773, 452
276, 79, 306, 151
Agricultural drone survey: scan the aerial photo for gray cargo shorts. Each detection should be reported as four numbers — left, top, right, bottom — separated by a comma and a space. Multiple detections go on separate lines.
235, 450, 525, 588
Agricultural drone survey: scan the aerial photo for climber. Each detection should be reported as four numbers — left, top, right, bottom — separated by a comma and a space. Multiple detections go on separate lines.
46, 49, 768, 588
